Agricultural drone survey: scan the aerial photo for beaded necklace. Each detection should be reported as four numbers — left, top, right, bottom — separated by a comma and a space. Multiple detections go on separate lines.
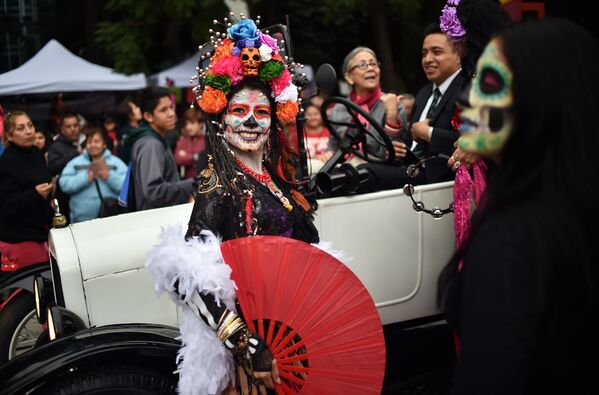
235, 158, 293, 212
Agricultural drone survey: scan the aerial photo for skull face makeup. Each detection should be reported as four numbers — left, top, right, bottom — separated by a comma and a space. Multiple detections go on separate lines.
240, 47, 262, 77
224, 87, 272, 153
458, 39, 514, 156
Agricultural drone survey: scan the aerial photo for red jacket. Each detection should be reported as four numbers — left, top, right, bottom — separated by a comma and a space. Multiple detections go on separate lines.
174, 135, 206, 179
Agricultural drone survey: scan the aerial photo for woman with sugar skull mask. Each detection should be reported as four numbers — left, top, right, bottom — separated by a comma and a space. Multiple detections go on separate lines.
188, 78, 318, 242
145, 17, 319, 395
440, 0, 510, 175
438, 18, 599, 395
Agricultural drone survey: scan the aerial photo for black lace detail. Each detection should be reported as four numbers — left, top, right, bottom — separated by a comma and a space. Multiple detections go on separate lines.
186, 175, 318, 243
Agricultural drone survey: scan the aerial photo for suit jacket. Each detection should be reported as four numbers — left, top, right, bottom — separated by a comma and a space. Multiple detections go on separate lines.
411, 73, 466, 183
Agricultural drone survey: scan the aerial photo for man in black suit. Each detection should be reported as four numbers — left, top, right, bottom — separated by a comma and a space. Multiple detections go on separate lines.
361, 23, 463, 190
410, 23, 464, 184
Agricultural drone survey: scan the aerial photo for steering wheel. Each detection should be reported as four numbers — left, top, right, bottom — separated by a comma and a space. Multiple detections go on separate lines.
321, 97, 396, 164
320, 97, 421, 166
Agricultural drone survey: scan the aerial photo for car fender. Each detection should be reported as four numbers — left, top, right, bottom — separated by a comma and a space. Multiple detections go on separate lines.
0, 323, 180, 395
0, 263, 50, 298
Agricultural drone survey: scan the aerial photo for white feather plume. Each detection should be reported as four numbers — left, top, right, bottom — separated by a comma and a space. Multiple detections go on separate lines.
145, 226, 236, 395
312, 240, 353, 264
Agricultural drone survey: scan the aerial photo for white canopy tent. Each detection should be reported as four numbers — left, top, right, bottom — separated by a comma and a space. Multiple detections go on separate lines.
150, 54, 200, 88
0, 39, 147, 95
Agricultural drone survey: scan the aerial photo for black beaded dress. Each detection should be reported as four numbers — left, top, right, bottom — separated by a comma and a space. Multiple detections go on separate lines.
185, 165, 319, 244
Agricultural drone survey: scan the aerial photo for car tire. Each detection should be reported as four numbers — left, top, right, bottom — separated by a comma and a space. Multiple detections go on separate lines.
43, 365, 178, 395
0, 290, 43, 363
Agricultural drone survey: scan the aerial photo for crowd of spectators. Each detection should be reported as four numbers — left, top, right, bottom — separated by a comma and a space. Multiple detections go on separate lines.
0, 88, 208, 226
0, 9, 481, 226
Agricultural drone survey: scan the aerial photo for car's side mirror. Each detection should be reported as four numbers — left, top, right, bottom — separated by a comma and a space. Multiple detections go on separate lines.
314, 64, 337, 98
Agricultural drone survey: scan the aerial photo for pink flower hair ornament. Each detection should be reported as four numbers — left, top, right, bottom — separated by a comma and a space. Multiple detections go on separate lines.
192, 14, 301, 123
439, 0, 467, 42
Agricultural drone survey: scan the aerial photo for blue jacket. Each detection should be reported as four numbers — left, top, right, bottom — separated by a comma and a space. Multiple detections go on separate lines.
59, 149, 127, 223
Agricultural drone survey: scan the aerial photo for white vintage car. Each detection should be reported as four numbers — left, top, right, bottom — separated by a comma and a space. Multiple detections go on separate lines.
0, 24, 457, 392
51, 181, 454, 330
0, 181, 456, 394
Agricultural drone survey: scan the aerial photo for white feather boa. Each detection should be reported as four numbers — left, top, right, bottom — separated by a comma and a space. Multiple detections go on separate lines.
145, 226, 236, 395
145, 226, 350, 395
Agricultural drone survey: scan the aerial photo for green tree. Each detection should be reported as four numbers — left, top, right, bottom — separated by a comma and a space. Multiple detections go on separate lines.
95, 0, 228, 74
251, 0, 445, 94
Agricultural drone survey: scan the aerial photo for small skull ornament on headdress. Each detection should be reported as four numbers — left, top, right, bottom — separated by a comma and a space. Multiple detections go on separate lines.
240, 47, 261, 76
195, 15, 301, 124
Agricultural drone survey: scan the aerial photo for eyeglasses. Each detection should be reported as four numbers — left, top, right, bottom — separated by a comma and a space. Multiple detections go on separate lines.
349, 61, 380, 72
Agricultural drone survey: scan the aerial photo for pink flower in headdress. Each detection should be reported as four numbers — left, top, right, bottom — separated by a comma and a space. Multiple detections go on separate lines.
440, 5, 467, 42
270, 69, 292, 97
211, 56, 244, 85
258, 31, 279, 54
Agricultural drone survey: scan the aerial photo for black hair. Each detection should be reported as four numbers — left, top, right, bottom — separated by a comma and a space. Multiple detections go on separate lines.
203, 79, 294, 224
140, 87, 171, 115
116, 99, 135, 125
457, 0, 511, 79
423, 22, 457, 54
439, 18, 599, 310
183, 107, 205, 123
34, 129, 51, 152
59, 111, 78, 126
302, 101, 320, 112
83, 127, 108, 147
423, 22, 443, 37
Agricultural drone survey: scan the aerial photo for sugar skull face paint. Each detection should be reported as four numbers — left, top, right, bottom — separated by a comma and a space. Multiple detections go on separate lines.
224, 87, 272, 153
458, 39, 514, 156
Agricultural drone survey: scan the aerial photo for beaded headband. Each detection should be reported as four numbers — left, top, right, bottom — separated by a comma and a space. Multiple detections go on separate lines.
192, 14, 302, 124
439, 0, 467, 42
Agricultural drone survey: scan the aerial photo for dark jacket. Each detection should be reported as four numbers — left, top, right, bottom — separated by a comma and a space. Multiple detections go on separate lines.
47, 134, 80, 177
447, 194, 597, 395
411, 73, 466, 184
125, 122, 193, 211
117, 123, 137, 162
0, 145, 52, 243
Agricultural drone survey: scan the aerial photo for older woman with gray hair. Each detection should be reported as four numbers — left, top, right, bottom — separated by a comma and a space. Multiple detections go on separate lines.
323, 46, 410, 163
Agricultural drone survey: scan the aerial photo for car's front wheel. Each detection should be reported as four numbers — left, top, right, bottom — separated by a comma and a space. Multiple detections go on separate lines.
43, 365, 178, 395
0, 290, 44, 363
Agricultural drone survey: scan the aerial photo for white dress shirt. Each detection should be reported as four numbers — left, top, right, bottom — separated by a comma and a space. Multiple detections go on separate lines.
411, 68, 462, 151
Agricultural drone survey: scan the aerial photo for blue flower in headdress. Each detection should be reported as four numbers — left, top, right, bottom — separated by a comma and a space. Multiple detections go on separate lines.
228, 19, 259, 42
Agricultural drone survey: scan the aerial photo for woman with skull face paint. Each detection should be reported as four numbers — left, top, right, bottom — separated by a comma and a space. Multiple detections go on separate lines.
145, 18, 319, 395
439, 19, 599, 395
187, 79, 318, 243
443, 0, 511, 172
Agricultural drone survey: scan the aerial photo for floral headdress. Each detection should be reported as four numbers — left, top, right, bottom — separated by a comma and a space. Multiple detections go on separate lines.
440, 0, 467, 42
192, 14, 301, 124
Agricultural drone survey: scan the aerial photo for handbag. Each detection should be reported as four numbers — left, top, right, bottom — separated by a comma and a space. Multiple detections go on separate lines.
94, 179, 126, 218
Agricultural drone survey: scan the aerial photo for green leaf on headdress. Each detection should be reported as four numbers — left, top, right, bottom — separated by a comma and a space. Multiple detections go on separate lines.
259, 60, 284, 83
205, 74, 231, 94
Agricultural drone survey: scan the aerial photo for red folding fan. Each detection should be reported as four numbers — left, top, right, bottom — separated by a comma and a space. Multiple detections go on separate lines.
220, 236, 386, 395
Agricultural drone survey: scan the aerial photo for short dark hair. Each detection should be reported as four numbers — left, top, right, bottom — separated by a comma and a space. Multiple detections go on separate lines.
83, 127, 108, 147
116, 99, 134, 125
424, 22, 443, 37
140, 87, 171, 115
183, 108, 204, 123
59, 111, 78, 126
